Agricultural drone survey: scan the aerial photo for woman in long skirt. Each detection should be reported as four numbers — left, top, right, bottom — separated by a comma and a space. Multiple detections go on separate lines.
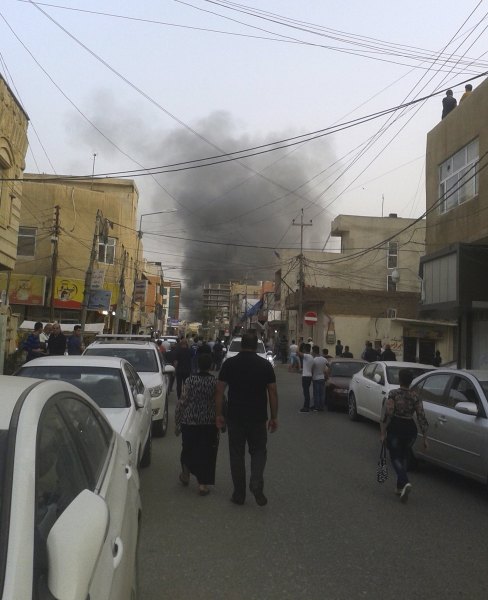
175, 353, 219, 495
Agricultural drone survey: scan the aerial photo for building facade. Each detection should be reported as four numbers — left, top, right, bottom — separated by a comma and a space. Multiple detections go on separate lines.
8, 176, 141, 332
279, 213, 455, 362
421, 77, 488, 367
0, 76, 29, 368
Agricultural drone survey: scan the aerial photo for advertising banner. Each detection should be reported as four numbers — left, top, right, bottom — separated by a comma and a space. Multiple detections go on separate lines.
0, 273, 46, 305
54, 277, 119, 310
88, 290, 112, 311
134, 279, 147, 303
90, 269, 106, 290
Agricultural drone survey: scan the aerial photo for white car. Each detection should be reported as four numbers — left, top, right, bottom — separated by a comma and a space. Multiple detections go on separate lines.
348, 361, 435, 422
17, 355, 153, 468
223, 336, 274, 366
84, 338, 175, 437
0, 376, 140, 600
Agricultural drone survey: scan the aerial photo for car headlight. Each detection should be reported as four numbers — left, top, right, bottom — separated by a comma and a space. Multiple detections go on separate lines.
149, 385, 163, 397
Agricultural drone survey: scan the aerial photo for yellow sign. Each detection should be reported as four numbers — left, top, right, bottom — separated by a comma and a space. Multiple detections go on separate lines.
0, 273, 46, 305
54, 277, 119, 309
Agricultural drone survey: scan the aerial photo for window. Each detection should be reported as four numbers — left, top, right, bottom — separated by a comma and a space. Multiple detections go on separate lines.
59, 397, 112, 487
439, 139, 479, 213
387, 275, 397, 292
363, 364, 376, 380
387, 241, 398, 269
98, 236, 115, 264
17, 226, 37, 257
417, 373, 451, 406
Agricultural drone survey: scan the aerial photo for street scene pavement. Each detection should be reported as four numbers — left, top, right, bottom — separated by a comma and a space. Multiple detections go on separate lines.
140, 365, 488, 600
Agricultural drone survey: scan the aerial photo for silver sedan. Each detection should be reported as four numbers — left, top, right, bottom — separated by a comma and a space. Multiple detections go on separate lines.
411, 368, 488, 485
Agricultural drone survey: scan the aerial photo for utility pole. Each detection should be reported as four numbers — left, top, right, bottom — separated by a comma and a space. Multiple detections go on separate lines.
49, 205, 60, 322
292, 209, 312, 339
113, 249, 127, 334
80, 210, 102, 333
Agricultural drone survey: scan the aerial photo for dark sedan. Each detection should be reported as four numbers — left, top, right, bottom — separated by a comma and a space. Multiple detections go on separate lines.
326, 358, 368, 411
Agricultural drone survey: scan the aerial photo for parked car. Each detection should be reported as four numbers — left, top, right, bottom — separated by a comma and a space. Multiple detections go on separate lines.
0, 376, 140, 600
84, 337, 174, 437
16, 355, 153, 468
223, 336, 273, 366
325, 357, 367, 411
410, 368, 488, 486
348, 361, 435, 422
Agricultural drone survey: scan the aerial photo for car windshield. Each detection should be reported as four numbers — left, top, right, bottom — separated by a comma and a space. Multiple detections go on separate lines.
19, 366, 129, 408
330, 362, 365, 378
386, 366, 433, 385
229, 340, 266, 353
85, 347, 159, 373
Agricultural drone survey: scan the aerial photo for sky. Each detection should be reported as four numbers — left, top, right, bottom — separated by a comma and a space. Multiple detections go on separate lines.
1, 0, 487, 318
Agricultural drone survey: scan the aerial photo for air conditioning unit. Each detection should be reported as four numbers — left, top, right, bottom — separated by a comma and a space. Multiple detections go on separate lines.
386, 308, 397, 319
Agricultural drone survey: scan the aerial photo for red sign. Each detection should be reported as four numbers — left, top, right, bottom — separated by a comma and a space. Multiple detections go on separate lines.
304, 311, 317, 325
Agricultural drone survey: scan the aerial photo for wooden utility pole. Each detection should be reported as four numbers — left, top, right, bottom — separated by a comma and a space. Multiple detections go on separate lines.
292, 209, 312, 339
113, 249, 127, 334
49, 205, 60, 321
80, 210, 102, 333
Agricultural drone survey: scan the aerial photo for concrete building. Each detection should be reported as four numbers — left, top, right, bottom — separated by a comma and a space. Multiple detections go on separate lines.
7, 176, 141, 332
420, 77, 488, 367
162, 279, 181, 334
279, 213, 455, 362
0, 76, 29, 368
202, 282, 230, 337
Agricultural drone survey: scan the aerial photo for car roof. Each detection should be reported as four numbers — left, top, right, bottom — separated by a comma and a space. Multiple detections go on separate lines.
375, 361, 435, 369
0, 376, 94, 430
329, 357, 367, 363
418, 368, 488, 380
87, 340, 156, 349
19, 355, 128, 368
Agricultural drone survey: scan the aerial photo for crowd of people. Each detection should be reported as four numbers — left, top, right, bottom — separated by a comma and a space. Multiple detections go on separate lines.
22, 321, 85, 361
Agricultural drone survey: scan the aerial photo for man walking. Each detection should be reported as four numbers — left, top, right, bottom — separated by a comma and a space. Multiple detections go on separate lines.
47, 322, 67, 355
23, 321, 45, 362
311, 345, 328, 411
216, 333, 278, 506
298, 343, 314, 412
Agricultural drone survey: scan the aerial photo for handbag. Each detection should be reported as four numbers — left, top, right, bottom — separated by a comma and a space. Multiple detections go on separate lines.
376, 441, 388, 483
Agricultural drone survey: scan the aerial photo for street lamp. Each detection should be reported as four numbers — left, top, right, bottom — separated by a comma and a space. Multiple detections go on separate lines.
130, 209, 177, 330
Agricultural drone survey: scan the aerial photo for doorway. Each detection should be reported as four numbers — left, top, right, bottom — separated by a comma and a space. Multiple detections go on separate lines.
419, 339, 435, 365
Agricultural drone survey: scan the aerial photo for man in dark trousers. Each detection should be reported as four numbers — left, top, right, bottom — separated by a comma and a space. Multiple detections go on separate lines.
216, 333, 278, 506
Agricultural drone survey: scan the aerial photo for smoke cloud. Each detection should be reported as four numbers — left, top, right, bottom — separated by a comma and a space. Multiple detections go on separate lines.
67, 93, 336, 320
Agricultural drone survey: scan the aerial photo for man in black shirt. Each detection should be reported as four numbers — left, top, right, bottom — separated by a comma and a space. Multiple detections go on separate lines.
47, 323, 66, 355
216, 333, 278, 506
442, 89, 457, 119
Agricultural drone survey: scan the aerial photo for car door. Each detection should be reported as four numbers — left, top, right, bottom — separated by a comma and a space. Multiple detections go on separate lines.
368, 364, 388, 421
58, 396, 139, 600
414, 373, 452, 463
124, 362, 151, 463
354, 364, 377, 417
437, 375, 487, 480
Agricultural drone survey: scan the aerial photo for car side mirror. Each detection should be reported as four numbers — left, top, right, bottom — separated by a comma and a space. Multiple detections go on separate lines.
135, 393, 145, 409
373, 373, 384, 385
454, 401, 478, 416
163, 364, 175, 374
47, 489, 109, 600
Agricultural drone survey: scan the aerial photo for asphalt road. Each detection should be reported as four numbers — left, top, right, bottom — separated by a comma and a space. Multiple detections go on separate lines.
139, 365, 488, 600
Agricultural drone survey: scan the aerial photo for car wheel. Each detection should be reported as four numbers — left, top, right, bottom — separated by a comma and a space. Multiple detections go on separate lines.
139, 430, 152, 468
348, 392, 359, 421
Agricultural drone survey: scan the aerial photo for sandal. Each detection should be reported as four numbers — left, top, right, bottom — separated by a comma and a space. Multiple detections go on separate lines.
198, 486, 210, 496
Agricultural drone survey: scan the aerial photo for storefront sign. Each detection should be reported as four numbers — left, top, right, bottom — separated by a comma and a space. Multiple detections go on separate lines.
0, 273, 46, 305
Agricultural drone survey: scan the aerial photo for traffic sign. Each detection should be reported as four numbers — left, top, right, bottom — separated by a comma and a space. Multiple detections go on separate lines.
304, 311, 317, 325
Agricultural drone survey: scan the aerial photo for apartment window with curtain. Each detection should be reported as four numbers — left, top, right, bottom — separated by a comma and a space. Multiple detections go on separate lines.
17, 226, 37, 257
439, 138, 479, 213
98, 236, 115, 265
